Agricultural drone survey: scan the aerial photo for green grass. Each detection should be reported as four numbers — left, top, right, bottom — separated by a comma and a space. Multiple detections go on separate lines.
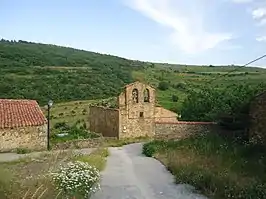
73, 148, 109, 171
42, 99, 95, 128
50, 121, 100, 145
103, 136, 151, 147
143, 134, 266, 199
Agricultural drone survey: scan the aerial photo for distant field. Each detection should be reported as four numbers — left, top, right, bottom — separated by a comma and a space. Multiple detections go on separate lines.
42, 100, 95, 129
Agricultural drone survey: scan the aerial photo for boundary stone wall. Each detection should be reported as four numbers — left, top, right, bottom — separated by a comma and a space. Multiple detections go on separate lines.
155, 121, 217, 140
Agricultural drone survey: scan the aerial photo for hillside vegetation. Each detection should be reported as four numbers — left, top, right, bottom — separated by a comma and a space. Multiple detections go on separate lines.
1, 39, 266, 116
0, 39, 141, 104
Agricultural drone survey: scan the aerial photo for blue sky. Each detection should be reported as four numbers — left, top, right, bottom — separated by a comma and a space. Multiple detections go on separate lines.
1, 0, 266, 66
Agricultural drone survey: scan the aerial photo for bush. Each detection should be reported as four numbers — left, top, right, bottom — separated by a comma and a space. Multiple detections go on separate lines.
174, 82, 186, 90
142, 140, 167, 157
181, 83, 266, 122
51, 161, 100, 198
158, 81, 169, 91
172, 95, 179, 102
54, 122, 69, 130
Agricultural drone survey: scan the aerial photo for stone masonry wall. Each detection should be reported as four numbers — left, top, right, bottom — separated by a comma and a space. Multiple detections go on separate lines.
249, 92, 266, 145
0, 124, 47, 152
89, 106, 119, 138
155, 106, 178, 123
155, 122, 217, 140
118, 82, 156, 139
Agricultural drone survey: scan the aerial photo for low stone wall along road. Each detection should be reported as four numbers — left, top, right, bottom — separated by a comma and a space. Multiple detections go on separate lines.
92, 143, 208, 199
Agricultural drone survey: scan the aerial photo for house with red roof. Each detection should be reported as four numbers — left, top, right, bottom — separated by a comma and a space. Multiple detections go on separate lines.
0, 99, 47, 152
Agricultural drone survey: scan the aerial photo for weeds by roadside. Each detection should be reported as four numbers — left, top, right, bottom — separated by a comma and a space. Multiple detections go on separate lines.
0, 148, 109, 199
73, 148, 109, 171
16, 148, 31, 154
104, 136, 151, 147
143, 133, 266, 199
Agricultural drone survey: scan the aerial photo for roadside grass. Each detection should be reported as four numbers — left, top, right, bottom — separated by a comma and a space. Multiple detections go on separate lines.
0, 151, 65, 199
15, 147, 32, 154
103, 136, 152, 147
0, 166, 14, 199
143, 133, 266, 199
73, 148, 109, 171
0, 148, 108, 199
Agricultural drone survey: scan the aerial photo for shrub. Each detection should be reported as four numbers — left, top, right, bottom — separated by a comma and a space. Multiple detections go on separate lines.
174, 82, 186, 90
172, 95, 179, 102
51, 161, 100, 198
142, 140, 166, 157
158, 81, 169, 91
54, 122, 69, 130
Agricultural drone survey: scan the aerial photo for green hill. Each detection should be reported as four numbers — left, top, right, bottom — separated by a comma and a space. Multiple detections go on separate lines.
1, 39, 266, 112
0, 39, 143, 104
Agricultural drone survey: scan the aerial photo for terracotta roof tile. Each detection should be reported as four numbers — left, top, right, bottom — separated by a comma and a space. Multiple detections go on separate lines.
0, 99, 47, 129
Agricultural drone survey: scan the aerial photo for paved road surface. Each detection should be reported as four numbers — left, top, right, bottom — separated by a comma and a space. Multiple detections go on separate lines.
92, 143, 207, 199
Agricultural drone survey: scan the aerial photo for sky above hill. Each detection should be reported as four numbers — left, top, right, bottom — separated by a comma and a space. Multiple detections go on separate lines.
1, 0, 266, 66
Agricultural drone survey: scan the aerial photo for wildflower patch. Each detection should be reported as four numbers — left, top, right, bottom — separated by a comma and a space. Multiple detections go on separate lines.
51, 161, 101, 198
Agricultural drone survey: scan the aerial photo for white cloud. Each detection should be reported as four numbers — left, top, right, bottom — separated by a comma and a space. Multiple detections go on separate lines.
252, 7, 266, 19
251, 6, 266, 28
256, 36, 266, 41
124, 0, 232, 54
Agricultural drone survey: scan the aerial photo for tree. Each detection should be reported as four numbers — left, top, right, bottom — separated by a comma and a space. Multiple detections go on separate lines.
180, 83, 266, 123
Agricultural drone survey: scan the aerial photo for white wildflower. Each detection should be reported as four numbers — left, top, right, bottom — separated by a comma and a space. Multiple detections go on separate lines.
50, 161, 101, 198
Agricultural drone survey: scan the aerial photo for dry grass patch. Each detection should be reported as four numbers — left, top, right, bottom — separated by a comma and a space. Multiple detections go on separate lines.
0, 150, 90, 199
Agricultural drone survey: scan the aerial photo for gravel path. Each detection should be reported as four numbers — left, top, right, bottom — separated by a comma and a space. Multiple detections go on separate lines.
0, 148, 94, 162
92, 143, 207, 199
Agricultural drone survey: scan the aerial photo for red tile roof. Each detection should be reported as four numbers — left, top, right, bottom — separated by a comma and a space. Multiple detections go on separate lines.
0, 99, 47, 129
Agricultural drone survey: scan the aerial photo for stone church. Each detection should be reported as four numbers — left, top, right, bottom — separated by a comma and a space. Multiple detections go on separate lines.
89, 81, 178, 139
